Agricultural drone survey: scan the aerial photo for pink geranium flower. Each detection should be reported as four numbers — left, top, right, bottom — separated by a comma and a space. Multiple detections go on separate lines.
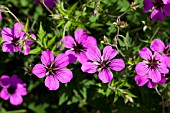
1, 22, 36, 55
62, 29, 97, 64
81, 46, 125, 83
150, 39, 170, 67
32, 50, 73, 90
143, 0, 170, 21
0, 75, 27, 106
135, 47, 169, 84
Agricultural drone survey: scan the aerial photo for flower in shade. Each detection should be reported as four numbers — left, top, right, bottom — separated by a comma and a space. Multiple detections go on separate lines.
135, 47, 169, 85
150, 39, 170, 67
1, 22, 36, 55
143, 0, 170, 21
62, 29, 97, 64
34, 0, 58, 8
81, 46, 125, 83
32, 50, 73, 90
0, 75, 27, 106
135, 74, 166, 88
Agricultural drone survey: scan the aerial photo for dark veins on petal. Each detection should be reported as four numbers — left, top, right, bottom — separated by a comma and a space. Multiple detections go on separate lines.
153, 0, 165, 9
12, 38, 20, 47
164, 47, 170, 56
73, 43, 85, 53
148, 57, 159, 69
98, 60, 110, 69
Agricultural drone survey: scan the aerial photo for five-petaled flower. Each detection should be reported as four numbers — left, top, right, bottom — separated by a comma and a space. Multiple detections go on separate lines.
0, 74, 27, 106
34, 0, 58, 8
135, 47, 169, 88
62, 29, 97, 64
1, 22, 36, 55
32, 50, 73, 90
143, 0, 170, 21
81, 46, 125, 83
150, 39, 170, 67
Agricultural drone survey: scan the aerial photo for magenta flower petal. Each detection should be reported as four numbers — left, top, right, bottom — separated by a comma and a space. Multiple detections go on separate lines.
41, 50, 54, 66
163, 55, 170, 67
143, 0, 154, 12
45, 75, 59, 90
0, 89, 10, 100
15, 84, 27, 96
86, 47, 101, 62
13, 22, 24, 38
162, 0, 170, 4
0, 75, 10, 88
44, 0, 58, 8
1, 28, 13, 41
157, 63, 169, 74
103, 46, 118, 61
98, 69, 113, 83
32, 64, 46, 78
150, 39, 165, 52
22, 45, 30, 55
135, 62, 149, 76
10, 75, 22, 86
77, 52, 89, 64
147, 81, 157, 88
30, 34, 37, 40
10, 94, 23, 106
154, 51, 164, 62
135, 75, 148, 86
2, 42, 15, 53
139, 47, 152, 60
56, 68, 73, 83
148, 69, 161, 83
55, 53, 69, 68
109, 59, 125, 71
62, 36, 75, 48
160, 74, 166, 84
151, 9, 164, 21
74, 29, 88, 44
81, 62, 98, 73
82, 36, 97, 48
65, 50, 77, 63
163, 4, 170, 16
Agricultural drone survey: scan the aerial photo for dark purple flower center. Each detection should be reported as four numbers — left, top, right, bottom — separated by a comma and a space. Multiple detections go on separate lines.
7, 86, 16, 94
164, 47, 170, 56
73, 43, 85, 53
153, 0, 164, 9
46, 64, 57, 76
12, 38, 20, 47
148, 58, 159, 69
98, 60, 109, 69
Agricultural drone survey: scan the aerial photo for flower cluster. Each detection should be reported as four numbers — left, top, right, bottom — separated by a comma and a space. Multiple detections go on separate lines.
0, 74, 27, 106
135, 39, 169, 88
143, 0, 170, 21
1, 22, 36, 55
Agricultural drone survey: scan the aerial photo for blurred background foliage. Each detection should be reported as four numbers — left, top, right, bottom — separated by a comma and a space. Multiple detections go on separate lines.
0, 0, 170, 113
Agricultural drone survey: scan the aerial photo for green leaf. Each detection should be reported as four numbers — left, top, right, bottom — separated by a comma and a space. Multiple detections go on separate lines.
57, 19, 66, 27
37, 22, 46, 44
24, 19, 29, 32
67, 2, 78, 17
47, 36, 56, 48
59, 93, 68, 105
29, 47, 42, 54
